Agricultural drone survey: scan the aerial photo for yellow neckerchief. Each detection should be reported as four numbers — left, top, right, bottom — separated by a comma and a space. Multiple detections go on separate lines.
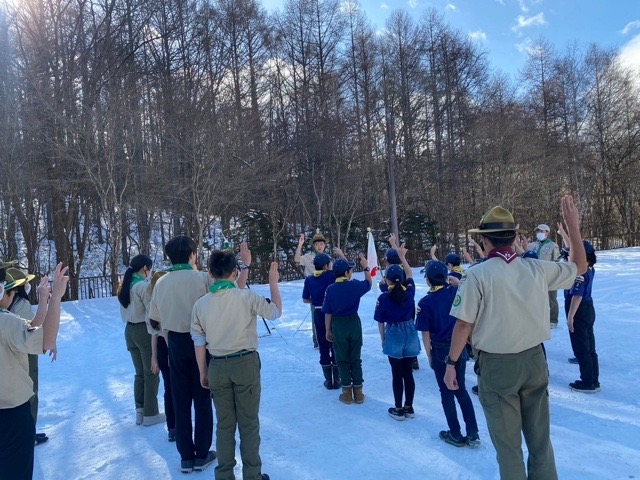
451, 266, 464, 275
429, 285, 445, 293
313, 270, 326, 277
336, 277, 349, 283
388, 283, 407, 292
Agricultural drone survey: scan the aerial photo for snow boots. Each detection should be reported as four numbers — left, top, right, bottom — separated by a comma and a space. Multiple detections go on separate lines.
339, 386, 354, 404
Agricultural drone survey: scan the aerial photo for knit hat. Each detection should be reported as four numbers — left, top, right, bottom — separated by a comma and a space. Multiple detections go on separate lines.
468, 206, 521, 234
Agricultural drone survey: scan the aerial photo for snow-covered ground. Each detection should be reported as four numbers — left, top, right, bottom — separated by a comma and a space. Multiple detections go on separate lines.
32, 248, 640, 479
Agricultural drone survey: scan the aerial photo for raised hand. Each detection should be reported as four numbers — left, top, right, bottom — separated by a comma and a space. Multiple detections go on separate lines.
51, 263, 69, 300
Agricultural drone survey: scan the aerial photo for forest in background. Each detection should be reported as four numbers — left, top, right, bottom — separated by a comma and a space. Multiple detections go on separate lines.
0, 0, 639, 298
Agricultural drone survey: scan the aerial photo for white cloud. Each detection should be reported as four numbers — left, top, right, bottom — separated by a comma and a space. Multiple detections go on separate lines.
517, 0, 528, 13
512, 12, 546, 32
618, 34, 640, 72
621, 21, 640, 35
446, 3, 456, 11
380, 2, 389, 9
408, 0, 418, 8
469, 30, 487, 42
515, 37, 534, 54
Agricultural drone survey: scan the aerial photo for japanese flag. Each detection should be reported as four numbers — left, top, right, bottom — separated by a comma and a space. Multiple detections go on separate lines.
367, 230, 378, 278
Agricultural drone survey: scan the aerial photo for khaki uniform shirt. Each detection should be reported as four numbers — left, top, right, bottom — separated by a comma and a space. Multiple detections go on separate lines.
0, 310, 43, 408
149, 269, 212, 333
11, 298, 35, 321
450, 257, 577, 354
119, 281, 150, 325
191, 288, 279, 357
528, 239, 559, 262
298, 253, 316, 277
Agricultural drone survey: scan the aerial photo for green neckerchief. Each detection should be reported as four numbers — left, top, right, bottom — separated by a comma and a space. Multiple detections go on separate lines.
209, 280, 236, 293
167, 263, 193, 272
429, 285, 445, 293
536, 239, 551, 255
336, 277, 349, 283
130, 273, 145, 287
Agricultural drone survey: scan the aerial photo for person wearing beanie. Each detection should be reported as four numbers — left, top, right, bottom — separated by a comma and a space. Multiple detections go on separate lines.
416, 261, 479, 447
295, 230, 345, 349
322, 254, 372, 405
302, 253, 339, 389
525, 223, 561, 328
444, 196, 587, 480
373, 244, 420, 421
0, 261, 68, 480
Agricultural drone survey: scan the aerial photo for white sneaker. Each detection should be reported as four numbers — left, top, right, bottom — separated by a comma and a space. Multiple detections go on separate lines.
143, 413, 166, 426
135, 408, 144, 425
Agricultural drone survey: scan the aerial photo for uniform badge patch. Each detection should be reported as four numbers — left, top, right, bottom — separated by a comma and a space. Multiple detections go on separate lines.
453, 294, 461, 307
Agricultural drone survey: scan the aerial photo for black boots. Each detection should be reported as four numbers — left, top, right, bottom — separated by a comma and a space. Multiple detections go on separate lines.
322, 365, 341, 390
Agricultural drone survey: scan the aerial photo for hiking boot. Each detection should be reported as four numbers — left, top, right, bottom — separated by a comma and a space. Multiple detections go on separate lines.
143, 413, 166, 426
35, 434, 49, 446
570, 380, 600, 393
388, 407, 405, 421
472, 385, 479, 396
339, 386, 354, 404
568, 357, 579, 364
412, 358, 420, 370
322, 366, 333, 390
180, 459, 194, 474
168, 428, 176, 442
193, 451, 217, 471
261, 475, 270, 480
353, 386, 365, 404
135, 408, 143, 425
466, 432, 481, 447
403, 406, 415, 419
439, 430, 466, 447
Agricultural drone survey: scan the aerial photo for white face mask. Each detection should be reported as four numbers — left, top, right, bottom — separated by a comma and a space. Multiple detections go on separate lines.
536, 232, 547, 241
24, 283, 31, 295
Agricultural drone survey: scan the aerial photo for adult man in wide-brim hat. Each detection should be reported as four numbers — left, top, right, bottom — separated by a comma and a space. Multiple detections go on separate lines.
443, 197, 588, 480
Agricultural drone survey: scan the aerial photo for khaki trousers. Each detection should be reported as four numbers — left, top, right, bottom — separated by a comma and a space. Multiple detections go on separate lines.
477, 345, 557, 480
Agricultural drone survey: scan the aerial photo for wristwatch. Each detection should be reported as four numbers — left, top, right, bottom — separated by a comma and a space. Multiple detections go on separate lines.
444, 355, 459, 366
240, 265, 251, 271
363, 267, 370, 272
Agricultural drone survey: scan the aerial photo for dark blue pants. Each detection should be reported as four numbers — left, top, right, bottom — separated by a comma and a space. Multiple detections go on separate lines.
168, 331, 213, 461
431, 341, 478, 437
313, 308, 335, 366
157, 335, 176, 430
0, 401, 35, 480
566, 300, 599, 386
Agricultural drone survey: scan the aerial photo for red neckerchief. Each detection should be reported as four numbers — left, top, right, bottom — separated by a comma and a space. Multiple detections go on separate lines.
487, 247, 519, 263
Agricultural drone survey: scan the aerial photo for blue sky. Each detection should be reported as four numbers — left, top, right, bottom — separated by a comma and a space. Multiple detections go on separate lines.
265, 0, 640, 78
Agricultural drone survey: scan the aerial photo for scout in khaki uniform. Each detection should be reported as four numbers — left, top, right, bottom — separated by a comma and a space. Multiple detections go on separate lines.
526, 224, 561, 328
149, 236, 223, 474
444, 196, 588, 480
192, 243, 280, 480
0, 262, 68, 480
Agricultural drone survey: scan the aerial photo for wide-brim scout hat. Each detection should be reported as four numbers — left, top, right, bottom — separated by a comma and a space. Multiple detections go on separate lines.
311, 231, 327, 244
7, 267, 36, 284
4, 272, 27, 291
468, 206, 522, 234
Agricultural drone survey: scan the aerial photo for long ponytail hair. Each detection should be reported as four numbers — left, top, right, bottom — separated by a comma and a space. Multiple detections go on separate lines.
117, 254, 152, 308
